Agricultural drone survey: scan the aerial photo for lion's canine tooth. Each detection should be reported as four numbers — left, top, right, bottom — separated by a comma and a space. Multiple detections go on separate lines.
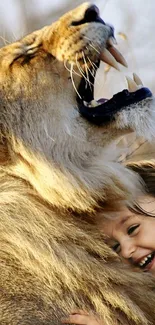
133, 73, 143, 86
100, 49, 120, 71
126, 76, 139, 92
108, 46, 128, 68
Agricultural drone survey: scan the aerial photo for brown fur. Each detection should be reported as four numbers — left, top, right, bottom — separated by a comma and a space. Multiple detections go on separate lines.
0, 3, 155, 325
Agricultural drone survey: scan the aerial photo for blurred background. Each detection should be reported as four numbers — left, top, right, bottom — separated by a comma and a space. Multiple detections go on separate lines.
0, 0, 155, 96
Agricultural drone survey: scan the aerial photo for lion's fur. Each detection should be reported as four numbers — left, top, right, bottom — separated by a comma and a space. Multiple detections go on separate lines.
0, 3, 155, 325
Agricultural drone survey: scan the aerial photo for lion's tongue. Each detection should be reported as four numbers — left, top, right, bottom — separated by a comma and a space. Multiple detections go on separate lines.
97, 98, 108, 104
87, 98, 108, 107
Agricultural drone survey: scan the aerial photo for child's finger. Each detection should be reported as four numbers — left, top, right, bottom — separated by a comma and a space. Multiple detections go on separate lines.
61, 314, 104, 325
61, 314, 89, 325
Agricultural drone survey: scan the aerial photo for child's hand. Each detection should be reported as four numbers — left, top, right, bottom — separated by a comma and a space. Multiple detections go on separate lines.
61, 309, 105, 325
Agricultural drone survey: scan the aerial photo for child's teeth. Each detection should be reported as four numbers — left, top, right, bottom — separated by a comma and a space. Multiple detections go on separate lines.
139, 253, 153, 267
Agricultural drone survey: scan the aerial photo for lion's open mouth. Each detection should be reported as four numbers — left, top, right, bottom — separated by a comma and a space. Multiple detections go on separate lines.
78, 62, 152, 125
78, 79, 152, 125
77, 8, 152, 125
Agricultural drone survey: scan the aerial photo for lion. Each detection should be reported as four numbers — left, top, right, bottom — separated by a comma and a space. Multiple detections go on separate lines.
0, 2, 155, 325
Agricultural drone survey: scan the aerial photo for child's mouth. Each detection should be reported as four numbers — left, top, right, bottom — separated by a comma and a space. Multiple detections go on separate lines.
137, 252, 155, 271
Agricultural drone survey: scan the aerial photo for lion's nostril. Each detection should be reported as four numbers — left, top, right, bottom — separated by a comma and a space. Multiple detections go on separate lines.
71, 4, 105, 26
84, 5, 105, 25
84, 5, 100, 22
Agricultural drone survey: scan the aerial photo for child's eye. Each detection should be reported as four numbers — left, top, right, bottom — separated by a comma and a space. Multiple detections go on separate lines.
127, 224, 140, 235
112, 242, 120, 253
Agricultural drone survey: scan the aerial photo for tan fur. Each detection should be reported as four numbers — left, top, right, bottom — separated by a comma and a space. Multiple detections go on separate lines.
0, 3, 155, 325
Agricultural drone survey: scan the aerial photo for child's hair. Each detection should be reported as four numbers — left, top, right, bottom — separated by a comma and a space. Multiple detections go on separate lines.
128, 162, 155, 217
96, 162, 155, 225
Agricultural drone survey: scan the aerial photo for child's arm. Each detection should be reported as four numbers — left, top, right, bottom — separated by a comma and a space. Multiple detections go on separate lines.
61, 309, 105, 325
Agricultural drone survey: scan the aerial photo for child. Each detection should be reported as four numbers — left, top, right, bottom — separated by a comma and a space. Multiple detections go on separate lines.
62, 164, 155, 325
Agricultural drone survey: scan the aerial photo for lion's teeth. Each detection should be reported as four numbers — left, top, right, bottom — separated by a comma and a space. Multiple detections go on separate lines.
133, 73, 143, 86
89, 100, 98, 107
84, 100, 99, 108
84, 101, 88, 106
108, 46, 128, 68
100, 48, 120, 71
126, 76, 139, 92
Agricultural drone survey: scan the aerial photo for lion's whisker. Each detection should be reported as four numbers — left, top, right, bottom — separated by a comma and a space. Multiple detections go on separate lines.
44, 125, 55, 142
89, 43, 100, 54
76, 61, 88, 89
64, 60, 81, 78
84, 52, 97, 80
83, 36, 101, 54
87, 57, 98, 72
0, 35, 10, 45
83, 36, 92, 42
75, 55, 87, 84
70, 63, 82, 99
64, 60, 72, 72
88, 56, 100, 87
86, 56, 96, 78
73, 68, 82, 78
76, 61, 94, 89
82, 51, 92, 91
76, 54, 94, 88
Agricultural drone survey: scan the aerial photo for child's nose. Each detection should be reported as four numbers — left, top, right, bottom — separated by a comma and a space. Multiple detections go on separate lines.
121, 240, 135, 259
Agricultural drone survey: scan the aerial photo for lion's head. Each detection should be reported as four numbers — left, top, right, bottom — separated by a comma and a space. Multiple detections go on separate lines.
0, 3, 155, 325
0, 2, 154, 211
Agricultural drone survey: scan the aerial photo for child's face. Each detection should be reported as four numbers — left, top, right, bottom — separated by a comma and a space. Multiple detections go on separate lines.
101, 196, 155, 274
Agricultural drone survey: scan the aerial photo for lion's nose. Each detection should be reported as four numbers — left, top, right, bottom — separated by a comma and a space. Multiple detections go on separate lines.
84, 5, 105, 25
84, 5, 100, 22
71, 4, 106, 27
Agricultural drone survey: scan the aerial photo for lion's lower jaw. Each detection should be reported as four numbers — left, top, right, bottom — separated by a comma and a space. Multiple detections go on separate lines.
115, 97, 155, 141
